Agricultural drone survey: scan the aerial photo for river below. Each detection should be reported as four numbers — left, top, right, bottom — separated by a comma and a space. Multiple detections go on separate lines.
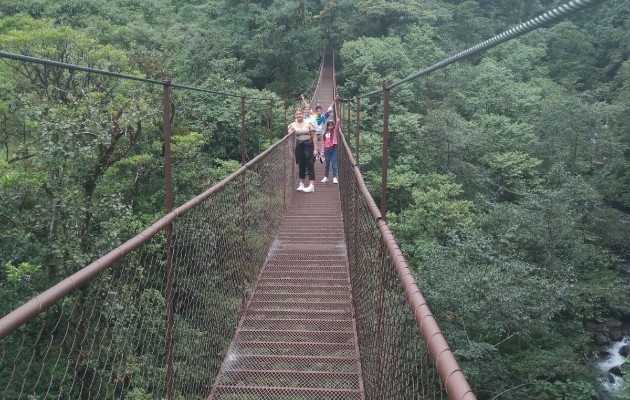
593, 328, 629, 399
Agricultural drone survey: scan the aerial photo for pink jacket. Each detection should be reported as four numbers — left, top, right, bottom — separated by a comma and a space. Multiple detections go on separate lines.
322, 120, 339, 149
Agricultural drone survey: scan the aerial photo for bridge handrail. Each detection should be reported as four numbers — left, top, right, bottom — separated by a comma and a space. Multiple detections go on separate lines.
0, 132, 293, 341
338, 130, 475, 399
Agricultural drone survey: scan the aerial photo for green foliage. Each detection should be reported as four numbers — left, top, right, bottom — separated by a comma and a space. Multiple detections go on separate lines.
391, 173, 475, 259
448, 1, 495, 44
470, 114, 539, 156
364, 4, 630, 397
401, 24, 446, 68
545, 22, 598, 91
353, 0, 433, 36
339, 36, 412, 94
464, 59, 522, 117
482, 151, 543, 192
611, 359, 630, 399
4, 261, 41, 283
0, 0, 629, 398
124, 387, 153, 400
486, 35, 548, 81
536, 379, 598, 400
203, 159, 242, 187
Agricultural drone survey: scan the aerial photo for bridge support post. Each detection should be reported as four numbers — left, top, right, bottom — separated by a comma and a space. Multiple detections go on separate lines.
283, 141, 287, 212
241, 95, 246, 164
339, 100, 343, 128
269, 98, 274, 146
346, 99, 351, 148
162, 79, 175, 400
380, 83, 390, 220
355, 97, 360, 166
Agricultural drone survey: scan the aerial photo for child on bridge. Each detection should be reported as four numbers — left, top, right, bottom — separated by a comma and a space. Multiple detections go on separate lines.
320, 117, 340, 184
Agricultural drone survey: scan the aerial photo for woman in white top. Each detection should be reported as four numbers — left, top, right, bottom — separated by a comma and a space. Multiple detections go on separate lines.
288, 108, 318, 193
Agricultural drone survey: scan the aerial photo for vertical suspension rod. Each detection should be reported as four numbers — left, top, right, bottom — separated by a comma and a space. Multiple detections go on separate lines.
163, 79, 175, 400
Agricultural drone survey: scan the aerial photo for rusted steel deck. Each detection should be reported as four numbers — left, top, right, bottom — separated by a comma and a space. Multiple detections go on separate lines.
209, 161, 364, 399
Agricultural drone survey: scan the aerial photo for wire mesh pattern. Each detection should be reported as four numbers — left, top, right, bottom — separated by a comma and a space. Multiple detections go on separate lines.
0, 138, 293, 400
1, 45, 475, 399
338, 135, 446, 399
208, 162, 364, 399
1, 234, 169, 399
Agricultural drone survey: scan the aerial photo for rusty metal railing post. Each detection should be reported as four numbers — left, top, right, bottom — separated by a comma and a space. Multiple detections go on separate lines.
163, 81, 173, 213
339, 101, 343, 127
289, 104, 295, 189
239, 94, 249, 305
355, 97, 360, 166
346, 99, 352, 147
269, 98, 274, 147
241, 95, 246, 164
162, 79, 175, 400
381, 83, 390, 221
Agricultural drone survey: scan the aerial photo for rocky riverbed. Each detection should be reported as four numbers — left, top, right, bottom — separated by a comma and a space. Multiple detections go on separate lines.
589, 319, 630, 398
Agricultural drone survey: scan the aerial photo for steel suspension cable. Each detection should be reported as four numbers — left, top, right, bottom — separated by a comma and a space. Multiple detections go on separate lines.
358, 0, 604, 98
0, 51, 272, 100
0, 51, 164, 84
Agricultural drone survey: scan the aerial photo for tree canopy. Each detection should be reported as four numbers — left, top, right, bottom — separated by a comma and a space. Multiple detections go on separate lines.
1, 0, 629, 398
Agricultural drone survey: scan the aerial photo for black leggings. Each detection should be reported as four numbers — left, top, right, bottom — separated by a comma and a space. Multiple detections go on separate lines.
296, 140, 315, 180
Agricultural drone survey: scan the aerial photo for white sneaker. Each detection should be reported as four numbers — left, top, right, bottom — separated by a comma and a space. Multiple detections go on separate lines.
303, 184, 314, 193
333, 177, 338, 184
321, 177, 328, 183
297, 183, 305, 191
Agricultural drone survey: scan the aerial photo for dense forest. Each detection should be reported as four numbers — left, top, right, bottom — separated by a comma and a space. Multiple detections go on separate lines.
1, 0, 629, 398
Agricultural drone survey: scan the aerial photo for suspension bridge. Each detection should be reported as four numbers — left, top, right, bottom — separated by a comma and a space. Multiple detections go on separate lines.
0, 1, 604, 399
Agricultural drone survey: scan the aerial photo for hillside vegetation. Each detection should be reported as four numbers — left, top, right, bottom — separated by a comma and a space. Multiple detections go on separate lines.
1, 0, 629, 398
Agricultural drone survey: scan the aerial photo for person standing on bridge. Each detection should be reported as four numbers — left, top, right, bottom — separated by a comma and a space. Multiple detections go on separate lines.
300, 94, 316, 126
321, 117, 340, 184
288, 108, 318, 193
313, 96, 338, 164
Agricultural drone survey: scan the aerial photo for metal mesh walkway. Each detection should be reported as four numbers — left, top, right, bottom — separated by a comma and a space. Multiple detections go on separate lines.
208, 162, 364, 399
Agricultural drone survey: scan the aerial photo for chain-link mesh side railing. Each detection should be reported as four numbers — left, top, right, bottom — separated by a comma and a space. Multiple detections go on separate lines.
337, 131, 474, 400
0, 233, 169, 399
170, 134, 294, 397
0, 134, 294, 400
337, 135, 438, 399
